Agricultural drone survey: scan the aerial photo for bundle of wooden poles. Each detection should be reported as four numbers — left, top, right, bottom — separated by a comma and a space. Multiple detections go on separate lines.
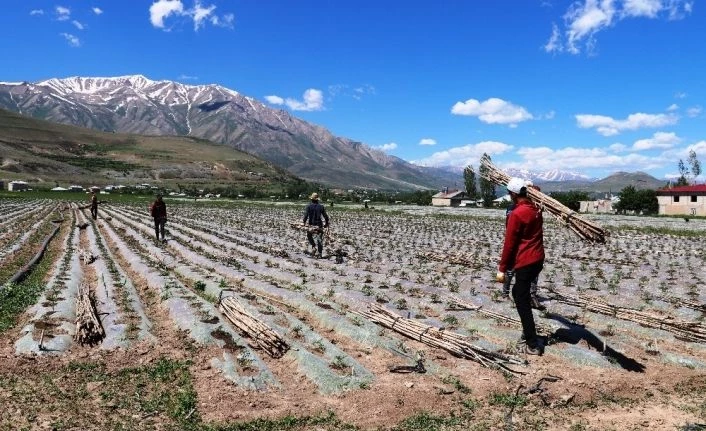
547, 289, 706, 343
359, 303, 526, 374
445, 296, 557, 336
74, 283, 105, 346
218, 296, 290, 358
479, 154, 607, 243
289, 223, 339, 245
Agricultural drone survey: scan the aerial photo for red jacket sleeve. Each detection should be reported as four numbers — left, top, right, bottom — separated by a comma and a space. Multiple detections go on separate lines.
499, 211, 522, 272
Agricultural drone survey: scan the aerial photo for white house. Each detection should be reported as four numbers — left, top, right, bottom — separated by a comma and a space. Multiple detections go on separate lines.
8, 180, 29, 191
656, 185, 706, 216
431, 189, 467, 207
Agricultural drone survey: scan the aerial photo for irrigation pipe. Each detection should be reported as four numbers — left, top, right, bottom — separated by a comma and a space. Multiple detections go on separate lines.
2, 225, 60, 289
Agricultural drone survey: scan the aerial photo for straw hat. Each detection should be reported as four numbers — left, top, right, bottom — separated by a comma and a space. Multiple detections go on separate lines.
310, 192, 319, 200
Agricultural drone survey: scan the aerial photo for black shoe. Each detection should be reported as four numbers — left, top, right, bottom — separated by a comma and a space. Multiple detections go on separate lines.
530, 296, 546, 311
525, 344, 542, 355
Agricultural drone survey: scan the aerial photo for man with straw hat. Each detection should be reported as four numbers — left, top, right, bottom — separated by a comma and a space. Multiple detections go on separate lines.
496, 177, 545, 355
302, 192, 329, 258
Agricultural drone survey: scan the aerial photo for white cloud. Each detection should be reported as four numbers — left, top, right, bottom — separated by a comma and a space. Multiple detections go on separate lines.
414, 141, 514, 168
419, 138, 437, 146
30, 9, 44, 16
511, 145, 666, 171
667, 103, 679, 111
609, 143, 628, 152
210, 13, 234, 28
632, 131, 681, 150
687, 106, 702, 118
575, 112, 678, 136
150, 0, 233, 31
150, 0, 184, 28
548, 0, 692, 55
544, 22, 562, 52
192, 1, 216, 30
178, 74, 198, 81
374, 143, 398, 152
451, 97, 533, 125
56, 5, 71, 21
283, 89, 324, 111
92, 7, 103, 15
264, 95, 284, 105
623, 0, 663, 18
674, 91, 687, 99
543, 110, 556, 120
60, 33, 81, 47
72, 20, 85, 30
267, 90, 325, 111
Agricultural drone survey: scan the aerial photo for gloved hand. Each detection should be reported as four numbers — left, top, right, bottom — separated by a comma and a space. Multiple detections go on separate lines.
495, 271, 505, 283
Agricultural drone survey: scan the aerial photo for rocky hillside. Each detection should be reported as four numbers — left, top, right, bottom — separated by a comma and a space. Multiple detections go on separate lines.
0, 108, 302, 191
0, 76, 448, 190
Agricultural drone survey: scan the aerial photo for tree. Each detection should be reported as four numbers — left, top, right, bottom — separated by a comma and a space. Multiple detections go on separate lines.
676, 159, 690, 186
463, 165, 478, 201
688, 150, 702, 180
478, 153, 496, 207
614, 185, 658, 215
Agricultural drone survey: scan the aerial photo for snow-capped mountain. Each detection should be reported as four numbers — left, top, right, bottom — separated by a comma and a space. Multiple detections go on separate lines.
504, 168, 594, 183
0, 75, 444, 190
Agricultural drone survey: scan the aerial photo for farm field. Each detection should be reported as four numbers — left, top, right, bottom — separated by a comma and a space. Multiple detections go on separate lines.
0, 197, 705, 431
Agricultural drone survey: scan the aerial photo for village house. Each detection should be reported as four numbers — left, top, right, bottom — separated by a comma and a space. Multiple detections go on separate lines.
8, 180, 29, 191
579, 196, 619, 214
431, 189, 467, 207
656, 184, 706, 216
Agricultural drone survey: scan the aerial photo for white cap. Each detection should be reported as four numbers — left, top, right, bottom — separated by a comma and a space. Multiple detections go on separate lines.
524, 180, 533, 187
507, 177, 526, 194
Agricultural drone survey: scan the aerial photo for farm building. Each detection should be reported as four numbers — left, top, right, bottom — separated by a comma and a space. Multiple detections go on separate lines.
579, 196, 619, 214
656, 184, 706, 216
8, 180, 29, 191
431, 189, 467, 207
68, 185, 85, 192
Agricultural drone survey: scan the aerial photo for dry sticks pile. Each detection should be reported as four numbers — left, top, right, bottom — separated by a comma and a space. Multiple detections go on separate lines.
219, 296, 290, 358
480, 154, 607, 243
547, 289, 706, 343
360, 303, 526, 374
74, 283, 105, 346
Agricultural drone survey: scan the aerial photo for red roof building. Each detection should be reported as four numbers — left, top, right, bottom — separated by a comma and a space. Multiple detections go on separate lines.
656, 184, 706, 216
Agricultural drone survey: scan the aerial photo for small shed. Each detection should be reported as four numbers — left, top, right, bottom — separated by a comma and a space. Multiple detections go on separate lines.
431, 190, 467, 207
8, 180, 29, 191
656, 184, 706, 216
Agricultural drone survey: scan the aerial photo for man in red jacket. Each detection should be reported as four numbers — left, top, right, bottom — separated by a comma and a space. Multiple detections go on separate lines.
497, 177, 545, 355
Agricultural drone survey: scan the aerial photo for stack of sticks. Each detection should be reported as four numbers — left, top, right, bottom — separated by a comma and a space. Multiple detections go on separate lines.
445, 296, 557, 336
74, 283, 105, 346
359, 303, 526, 374
289, 223, 341, 245
219, 296, 290, 358
480, 154, 607, 243
547, 289, 706, 343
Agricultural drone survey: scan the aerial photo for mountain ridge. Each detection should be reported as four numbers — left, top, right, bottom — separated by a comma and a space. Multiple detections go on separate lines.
0, 75, 448, 190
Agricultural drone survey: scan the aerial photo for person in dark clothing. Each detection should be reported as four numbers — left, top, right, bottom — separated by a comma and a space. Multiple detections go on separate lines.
502, 182, 544, 310
496, 177, 545, 355
150, 194, 167, 241
90, 191, 99, 220
302, 192, 329, 258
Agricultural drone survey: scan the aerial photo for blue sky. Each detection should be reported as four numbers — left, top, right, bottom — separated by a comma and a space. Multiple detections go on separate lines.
2, 0, 705, 180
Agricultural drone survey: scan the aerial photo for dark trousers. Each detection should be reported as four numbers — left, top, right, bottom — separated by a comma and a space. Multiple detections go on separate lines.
90, 206, 98, 220
306, 228, 323, 254
512, 260, 544, 347
154, 218, 166, 239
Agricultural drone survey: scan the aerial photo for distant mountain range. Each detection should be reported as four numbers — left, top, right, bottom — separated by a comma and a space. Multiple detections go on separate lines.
534, 171, 666, 194
0, 75, 451, 191
504, 168, 593, 183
